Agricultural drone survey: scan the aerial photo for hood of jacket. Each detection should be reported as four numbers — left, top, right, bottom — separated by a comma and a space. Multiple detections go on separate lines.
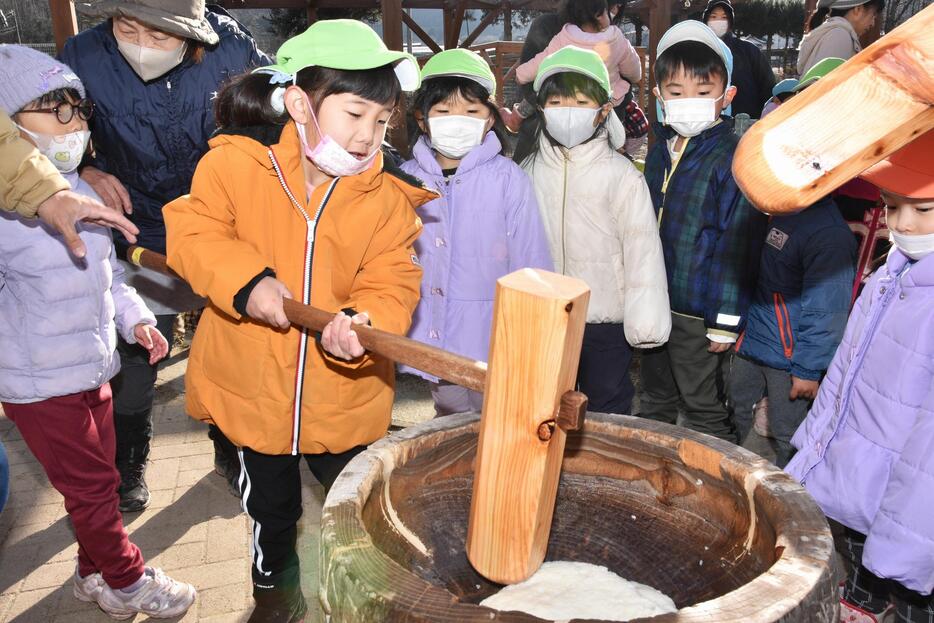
797, 16, 860, 73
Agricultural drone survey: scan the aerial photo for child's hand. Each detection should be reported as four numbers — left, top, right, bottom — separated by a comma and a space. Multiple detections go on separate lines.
134, 323, 169, 364
789, 376, 819, 401
321, 311, 369, 360
499, 104, 524, 133
707, 340, 732, 353
246, 277, 293, 330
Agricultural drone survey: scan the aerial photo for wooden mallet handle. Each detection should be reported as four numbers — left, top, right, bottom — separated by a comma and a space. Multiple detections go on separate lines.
125, 246, 488, 392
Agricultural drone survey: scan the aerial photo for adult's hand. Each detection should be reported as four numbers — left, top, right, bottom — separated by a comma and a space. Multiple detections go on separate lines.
36, 189, 139, 259
81, 165, 133, 214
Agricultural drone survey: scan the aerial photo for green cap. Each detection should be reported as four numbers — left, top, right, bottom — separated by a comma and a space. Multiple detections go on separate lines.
532, 46, 612, 99
255, 19, 420, 91
420, 48, 497, 97
795, 57, 845, 92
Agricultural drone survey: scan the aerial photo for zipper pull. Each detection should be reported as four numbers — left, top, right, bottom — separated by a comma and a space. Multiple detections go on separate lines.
166, 80, 172, 91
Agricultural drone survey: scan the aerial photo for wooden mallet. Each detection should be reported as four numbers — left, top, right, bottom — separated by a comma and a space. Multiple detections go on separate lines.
128, 247, 590, 584
732, 3, 934, 214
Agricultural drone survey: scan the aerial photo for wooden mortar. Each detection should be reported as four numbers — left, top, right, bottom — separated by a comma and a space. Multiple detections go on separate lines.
320, 412, 837, 622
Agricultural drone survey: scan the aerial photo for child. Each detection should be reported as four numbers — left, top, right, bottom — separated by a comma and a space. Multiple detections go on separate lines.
163, 21, 437, 621
402, 48, 553, 415
760, 77, 798, 118
729, 192, 856, 468
400, 48, 553, 415
517, 46, 670, 414
785, 129, 934, 622
0, 46, 195, 619
639, 22, 768, 441
514, 0, 646, 154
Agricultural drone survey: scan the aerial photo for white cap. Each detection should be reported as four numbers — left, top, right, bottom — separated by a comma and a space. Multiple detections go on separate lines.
656, 19, 733, 84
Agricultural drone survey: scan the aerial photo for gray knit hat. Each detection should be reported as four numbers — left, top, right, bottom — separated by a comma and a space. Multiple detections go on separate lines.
0, 44, 85, 116
75, 0, 219, 46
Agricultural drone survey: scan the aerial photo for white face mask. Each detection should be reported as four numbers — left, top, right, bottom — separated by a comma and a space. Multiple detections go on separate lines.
116, 38, 187, 81
427, 115, 487, 160
543, 107, 600, 149
658, 92, 725, 137
890, 231, 934, 261
18, 125, 90, 174
293, 92, 381, 178
708, 19, 730, 37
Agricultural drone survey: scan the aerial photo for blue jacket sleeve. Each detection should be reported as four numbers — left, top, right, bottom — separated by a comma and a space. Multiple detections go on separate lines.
506, 165, 554, 273
790, 226, 857, 380
703, 161, 768, 337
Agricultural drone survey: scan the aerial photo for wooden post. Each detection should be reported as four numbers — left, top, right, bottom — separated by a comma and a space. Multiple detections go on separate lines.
647, 0, 671, 146
49, 0, 78, 53
503, 3, 513, 40
466, 268, 590, 584
381, 0, 404, 51
306, 1, 318, 25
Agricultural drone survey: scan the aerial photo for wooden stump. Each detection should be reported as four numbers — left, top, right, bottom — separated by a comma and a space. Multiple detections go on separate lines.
320, 413, 838, 622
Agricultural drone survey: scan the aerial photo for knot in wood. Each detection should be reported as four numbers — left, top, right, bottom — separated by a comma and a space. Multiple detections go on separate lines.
537, 420, 556, 441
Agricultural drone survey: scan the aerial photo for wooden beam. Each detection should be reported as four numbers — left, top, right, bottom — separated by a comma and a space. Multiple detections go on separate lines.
446, 0, 468, 48
461, 6, 502, 48
381, 0, 404, 50
49, 0, 78, 53
401, 11, 442, 53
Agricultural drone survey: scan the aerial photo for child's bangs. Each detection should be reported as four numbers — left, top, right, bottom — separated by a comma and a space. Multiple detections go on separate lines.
537, 72, 609, 106
414, 77, 493, 114
31, 87, 82, 109
655, 41, 728, 87
298, 65, 402, 108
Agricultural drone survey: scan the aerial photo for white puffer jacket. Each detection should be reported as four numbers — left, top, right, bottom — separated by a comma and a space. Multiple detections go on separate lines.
521, 132, 671, 347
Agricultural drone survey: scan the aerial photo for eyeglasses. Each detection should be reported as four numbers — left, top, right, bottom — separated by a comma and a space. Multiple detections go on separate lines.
19, 99, 95, 124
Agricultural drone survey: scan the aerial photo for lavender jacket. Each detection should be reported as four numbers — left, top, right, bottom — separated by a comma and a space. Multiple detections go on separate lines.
0, 173, 154, 404
400, 133, 553, 380
786, 250, 934, 594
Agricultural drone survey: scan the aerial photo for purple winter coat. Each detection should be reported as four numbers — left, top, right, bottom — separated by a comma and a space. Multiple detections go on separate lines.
399, 133, 553, 380
786, 249, 934, 594
0, 173, 155, 404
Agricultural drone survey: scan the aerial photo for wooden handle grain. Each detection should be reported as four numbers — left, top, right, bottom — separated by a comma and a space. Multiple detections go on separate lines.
732, 4, 934, 214
126, 246, 488, 391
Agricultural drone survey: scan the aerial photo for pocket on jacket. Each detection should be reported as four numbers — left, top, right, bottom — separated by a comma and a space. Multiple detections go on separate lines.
200, 317, 268, 398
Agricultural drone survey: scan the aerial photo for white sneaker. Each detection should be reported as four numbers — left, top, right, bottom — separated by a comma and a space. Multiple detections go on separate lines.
73, 563, 105, 603
96, 567, 196, 620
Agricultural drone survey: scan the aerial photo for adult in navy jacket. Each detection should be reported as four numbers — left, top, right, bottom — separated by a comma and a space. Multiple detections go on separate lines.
60, 0, 271, 512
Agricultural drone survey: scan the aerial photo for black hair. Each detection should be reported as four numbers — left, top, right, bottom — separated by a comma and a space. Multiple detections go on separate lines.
805, 0, 884, 33
607, 0, 628, 26
21, 87, 83, 111
214, 64, 402, 129
410, 76, 506, 147
560, 0, 610, 30
512, 71, 611, 166
654, 40, 728, 89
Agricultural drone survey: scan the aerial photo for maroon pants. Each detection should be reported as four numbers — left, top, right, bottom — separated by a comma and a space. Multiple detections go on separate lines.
3, 384, 145, 588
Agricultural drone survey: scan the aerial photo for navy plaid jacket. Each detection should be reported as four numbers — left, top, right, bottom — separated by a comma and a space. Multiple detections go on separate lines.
644, 118, 768, 337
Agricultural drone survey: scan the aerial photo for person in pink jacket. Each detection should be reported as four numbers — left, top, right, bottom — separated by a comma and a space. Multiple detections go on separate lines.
515, 0, 644, 151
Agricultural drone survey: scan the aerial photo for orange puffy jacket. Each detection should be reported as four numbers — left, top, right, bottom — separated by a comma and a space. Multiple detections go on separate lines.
164, 123, 436, 455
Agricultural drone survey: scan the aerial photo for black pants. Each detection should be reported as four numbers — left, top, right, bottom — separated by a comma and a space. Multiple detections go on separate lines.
111, 313, 176, 459
639, 313, 736, 443
840, 527, 934, 621
577, 323, 635, 415
237, 445, 366, 593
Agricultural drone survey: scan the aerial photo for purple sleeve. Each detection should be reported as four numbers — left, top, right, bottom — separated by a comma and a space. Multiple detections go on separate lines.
109, 244, 156, 344
506, 165, 554, 273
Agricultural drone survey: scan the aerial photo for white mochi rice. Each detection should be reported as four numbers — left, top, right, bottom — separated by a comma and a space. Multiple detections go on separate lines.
479, 561, 677, 621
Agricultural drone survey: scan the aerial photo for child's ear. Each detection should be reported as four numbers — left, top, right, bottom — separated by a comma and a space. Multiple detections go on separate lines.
414, 110, 428, 134
595, 102, 613, 126
284, 85, 310, 124
723, 85, 738, 107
